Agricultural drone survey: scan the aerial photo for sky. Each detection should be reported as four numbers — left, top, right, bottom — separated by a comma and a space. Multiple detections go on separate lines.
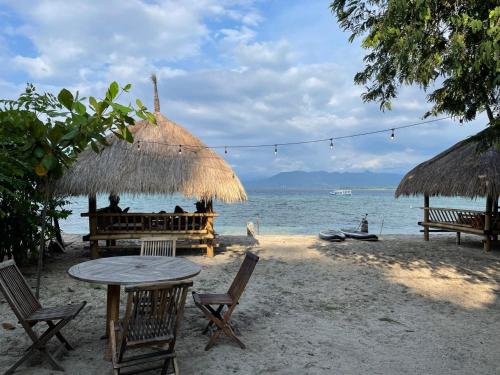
0, 0, 488, 180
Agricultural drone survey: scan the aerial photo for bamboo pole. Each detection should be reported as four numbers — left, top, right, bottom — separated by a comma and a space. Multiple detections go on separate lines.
423, 194, 430, 241
35, 177, 49, 299
484, 195, 493, 251
89, 194, 98, 259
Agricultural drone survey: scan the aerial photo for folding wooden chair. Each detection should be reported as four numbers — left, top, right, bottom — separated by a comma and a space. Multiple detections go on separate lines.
109, 280, 192, 375
140, 237, 176, 257
0, 260, 86, 374
192, 251, 259, 351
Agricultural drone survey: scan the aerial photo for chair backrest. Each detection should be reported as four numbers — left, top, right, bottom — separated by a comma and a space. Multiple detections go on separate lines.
227, 252, 259, 302
140, 237, 176, 257
120, 281, 192, 351
0, 260, 41, 322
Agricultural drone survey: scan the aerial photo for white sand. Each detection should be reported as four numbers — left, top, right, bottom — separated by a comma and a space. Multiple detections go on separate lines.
1, 234, 500, 374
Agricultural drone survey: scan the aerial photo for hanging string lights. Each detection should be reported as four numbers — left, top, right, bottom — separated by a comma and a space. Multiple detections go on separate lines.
135, 116, 452, 157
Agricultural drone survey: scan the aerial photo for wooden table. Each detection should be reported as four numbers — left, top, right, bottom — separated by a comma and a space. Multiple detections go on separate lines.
67, 256, 201, 338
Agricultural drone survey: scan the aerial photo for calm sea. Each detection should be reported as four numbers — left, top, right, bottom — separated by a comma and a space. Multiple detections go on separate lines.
61, 189, 485, 236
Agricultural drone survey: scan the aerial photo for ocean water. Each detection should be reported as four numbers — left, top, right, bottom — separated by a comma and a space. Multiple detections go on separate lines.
61, 189, 486, 236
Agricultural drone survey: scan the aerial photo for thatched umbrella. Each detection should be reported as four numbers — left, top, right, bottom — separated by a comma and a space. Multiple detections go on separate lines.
396, 130, 500, 199
54, 75, 247, 203
395, 129, 500, 250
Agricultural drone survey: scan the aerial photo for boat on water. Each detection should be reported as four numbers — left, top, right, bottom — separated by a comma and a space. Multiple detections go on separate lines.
330, 189, 352, 196
340, 230, 378, 241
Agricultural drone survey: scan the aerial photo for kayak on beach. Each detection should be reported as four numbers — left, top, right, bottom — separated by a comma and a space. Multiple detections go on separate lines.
318, 229, 346, 241
340, 230, 378, 241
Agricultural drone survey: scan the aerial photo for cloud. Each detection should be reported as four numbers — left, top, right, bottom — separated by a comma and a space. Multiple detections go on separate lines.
0, 0, 488, 180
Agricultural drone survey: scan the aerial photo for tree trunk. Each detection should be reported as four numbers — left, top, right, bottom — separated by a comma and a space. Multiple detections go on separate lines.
35, 178, 49, 299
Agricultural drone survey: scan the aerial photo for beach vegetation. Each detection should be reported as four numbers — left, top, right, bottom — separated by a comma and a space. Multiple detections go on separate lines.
0, 83, 154, 264
330, 0, 499, 132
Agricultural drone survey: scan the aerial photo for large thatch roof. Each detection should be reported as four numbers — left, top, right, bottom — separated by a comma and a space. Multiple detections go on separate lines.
53, 77, 247, 203
396, 129, 500, 198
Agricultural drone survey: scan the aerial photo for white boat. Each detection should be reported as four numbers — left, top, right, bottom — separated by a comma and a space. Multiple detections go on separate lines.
330, 189, 352, 196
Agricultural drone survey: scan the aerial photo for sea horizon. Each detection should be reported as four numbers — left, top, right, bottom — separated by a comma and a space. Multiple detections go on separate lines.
61, 188, 486, 236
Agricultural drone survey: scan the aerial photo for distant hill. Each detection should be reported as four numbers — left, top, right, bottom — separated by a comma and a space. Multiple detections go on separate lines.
244, 171, 402, 189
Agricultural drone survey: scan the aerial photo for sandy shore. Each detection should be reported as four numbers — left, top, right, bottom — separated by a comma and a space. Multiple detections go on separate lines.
1, 234, 500, 374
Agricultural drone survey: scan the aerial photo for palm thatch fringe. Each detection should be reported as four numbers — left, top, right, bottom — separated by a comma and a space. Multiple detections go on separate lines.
396, 128, 500, 199
53, 113, 247, 203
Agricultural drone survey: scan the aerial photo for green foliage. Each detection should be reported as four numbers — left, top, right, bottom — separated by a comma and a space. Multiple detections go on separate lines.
0, 83, 155, 263
330, 0, 499, 125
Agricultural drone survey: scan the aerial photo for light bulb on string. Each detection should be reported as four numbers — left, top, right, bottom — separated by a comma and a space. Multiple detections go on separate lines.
274, 144, 278, 156
224, 146, 228, 154
460, 118, 463, 126
390, 129, 395, 140
178, 145, 182, 155
330, 138, 333, 150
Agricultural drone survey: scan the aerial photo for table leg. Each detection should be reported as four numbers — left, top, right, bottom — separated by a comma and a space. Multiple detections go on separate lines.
105, 285, 120, 361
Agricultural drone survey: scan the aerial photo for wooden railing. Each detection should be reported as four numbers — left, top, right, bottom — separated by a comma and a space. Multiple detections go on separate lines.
81, 212, 217, 234
424, 207, 500, 230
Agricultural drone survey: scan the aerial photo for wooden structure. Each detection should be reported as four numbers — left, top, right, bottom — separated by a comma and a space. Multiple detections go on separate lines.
53, 75, 247, 258
140, 236, 177, 257
0, 260, 86, 374
396, 129, 500, 250
67, 256, 201, 340
110, 280, 192, 375
192, 251, 259, 350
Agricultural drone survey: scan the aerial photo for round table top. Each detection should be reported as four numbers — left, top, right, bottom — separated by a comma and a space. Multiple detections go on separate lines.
67, 256, 201, 285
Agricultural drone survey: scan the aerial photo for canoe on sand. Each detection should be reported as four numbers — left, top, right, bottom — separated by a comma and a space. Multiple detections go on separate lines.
319, 229, 346, 242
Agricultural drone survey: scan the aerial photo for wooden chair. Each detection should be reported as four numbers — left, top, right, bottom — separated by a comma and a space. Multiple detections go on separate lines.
109, 281, 192, 375
192, 252, 259, 351
140, 237, 176, 257
0, 260, 86, 374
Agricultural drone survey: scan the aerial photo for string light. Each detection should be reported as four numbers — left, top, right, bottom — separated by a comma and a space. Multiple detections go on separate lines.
460, 118, 463, 126
129, 117, 452, 157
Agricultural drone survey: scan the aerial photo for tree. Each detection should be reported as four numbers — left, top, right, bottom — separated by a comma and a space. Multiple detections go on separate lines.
330, 1, 499, 126
0, 82, 154, 294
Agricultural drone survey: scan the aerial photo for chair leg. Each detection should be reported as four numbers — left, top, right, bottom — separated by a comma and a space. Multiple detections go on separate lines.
202, 305, 223, 334
47, 321, 73, 350
39, 348, 65, 372
160, 357, 170, 375
205, 329, 222, 351
173, 357, 180, 375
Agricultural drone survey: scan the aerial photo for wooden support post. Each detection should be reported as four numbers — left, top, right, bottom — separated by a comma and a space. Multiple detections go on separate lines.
456, 232, 461, 245
484, 195, 493, 251
89, 194, 99, 259
494, 196, 498, 241
206, 215, 215, 257
423, 194, 430, 241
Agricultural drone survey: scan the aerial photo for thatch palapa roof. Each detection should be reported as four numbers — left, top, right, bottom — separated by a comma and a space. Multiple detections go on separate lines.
396, 128, 500, 199
53, 75, 247, 203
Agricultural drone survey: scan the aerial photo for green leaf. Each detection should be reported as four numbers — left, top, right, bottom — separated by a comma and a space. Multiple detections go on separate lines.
107, 81, 119, 101
41, 153, 57, 171
146, 112, 156, 124
73, 101, 86, 115
136, 99, 144, 109
123, 126, 134, 143
123, 83, 132, 92
58, 89, 74, 111
90, 141, 100, 153
34, 147, 44, 158
60, 127, 80, 142
89, 96, 98, 110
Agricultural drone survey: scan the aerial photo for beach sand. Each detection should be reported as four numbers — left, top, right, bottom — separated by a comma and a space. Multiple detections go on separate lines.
1, 234, 500, 375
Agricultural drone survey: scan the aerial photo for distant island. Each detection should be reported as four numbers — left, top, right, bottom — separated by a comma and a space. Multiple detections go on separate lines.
244, 171, 403, 190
